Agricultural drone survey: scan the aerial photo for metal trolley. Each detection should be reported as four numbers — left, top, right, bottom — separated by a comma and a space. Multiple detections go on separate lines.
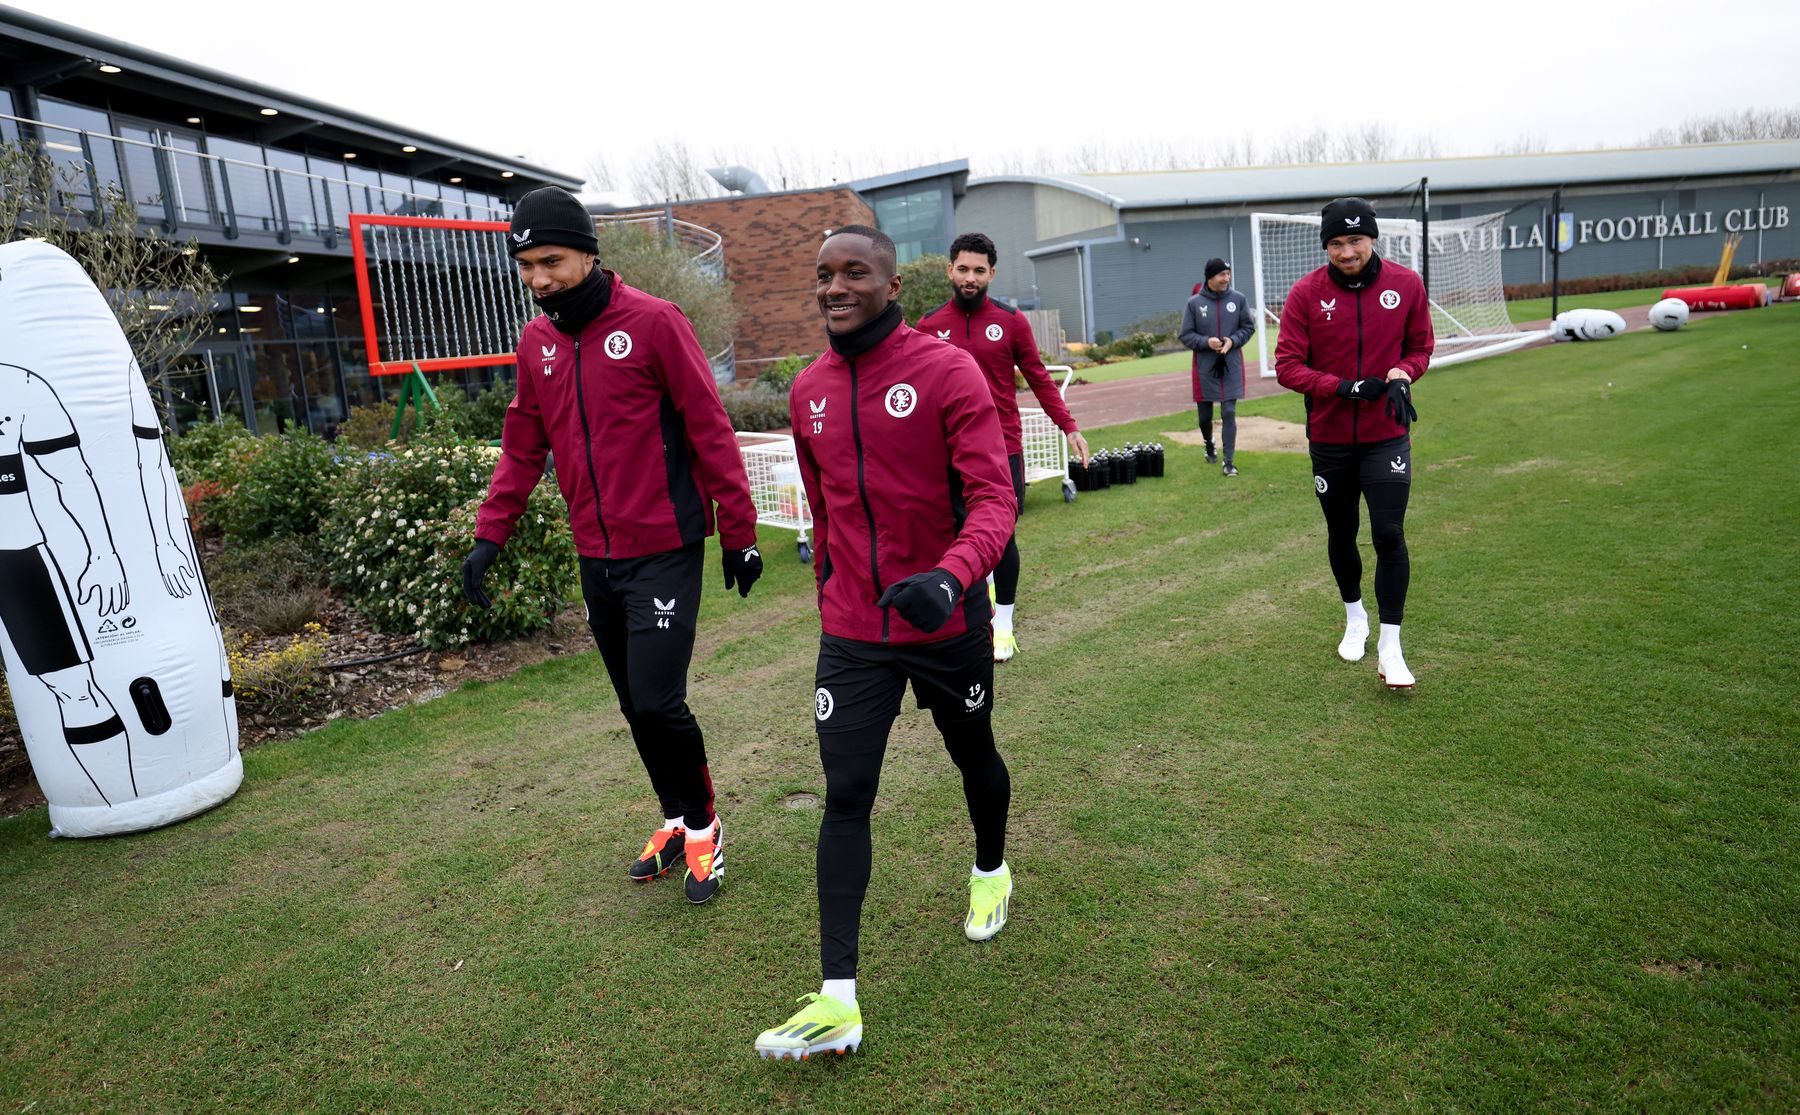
1017, 365, 1079, 504
736, 431, 815, 562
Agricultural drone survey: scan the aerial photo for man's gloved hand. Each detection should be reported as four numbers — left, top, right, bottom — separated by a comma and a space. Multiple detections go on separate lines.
876, 568, 962, 634
1384, 379, 1418, 428
462, 539, 500, 609
1336, 376, 1390, 400
723, 544, 763, 598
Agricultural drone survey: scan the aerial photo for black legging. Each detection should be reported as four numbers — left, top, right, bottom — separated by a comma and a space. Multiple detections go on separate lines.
994, 538, 1021, 606
1318, 480, 1410, 625
1197, 401, 1238, 462
817, 710, 1010, 978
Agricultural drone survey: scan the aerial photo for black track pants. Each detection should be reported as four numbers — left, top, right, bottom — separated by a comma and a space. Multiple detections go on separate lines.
1197, 401, 1238, 463
1309, 437, 1412, 625
579, 543, 714, 830
813, 628, 1008, 978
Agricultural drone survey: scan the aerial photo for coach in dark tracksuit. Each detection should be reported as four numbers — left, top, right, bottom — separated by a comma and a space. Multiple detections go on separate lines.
1275, 197, 1430, 690
464, 186, 762, 905
1179, 257, 1255, 476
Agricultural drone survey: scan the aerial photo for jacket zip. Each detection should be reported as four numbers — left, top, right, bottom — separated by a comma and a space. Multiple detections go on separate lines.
847, 357, 889, 641
571, 337, 612, 557
1353, 288, 1364, 445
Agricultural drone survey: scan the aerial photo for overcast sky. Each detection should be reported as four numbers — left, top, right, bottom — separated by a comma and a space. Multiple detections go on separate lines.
15, 0, 1799, 196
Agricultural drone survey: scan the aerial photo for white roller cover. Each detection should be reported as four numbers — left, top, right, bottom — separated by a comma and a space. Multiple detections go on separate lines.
0, 240, 240, 837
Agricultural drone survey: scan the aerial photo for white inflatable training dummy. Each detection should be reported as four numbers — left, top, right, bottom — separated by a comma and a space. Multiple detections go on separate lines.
0, 240, 240, 837
1550, 307, 1628, 342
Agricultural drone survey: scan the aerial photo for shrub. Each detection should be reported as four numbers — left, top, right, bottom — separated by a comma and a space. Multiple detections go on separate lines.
217, 431, 343, 545
597, 223, 739, 356
1104, 333, 1158, 360
206, 536, 330, 634
754, 353, 814, 394
721, 382, 791, 433
168, 415, 256, 486
898, 253, 952, 325
323, 431, 576, 648
183, 479, 229, 538
228, 622, 329, 722
335, 403, 397, 451
1502, 259, 1800, 302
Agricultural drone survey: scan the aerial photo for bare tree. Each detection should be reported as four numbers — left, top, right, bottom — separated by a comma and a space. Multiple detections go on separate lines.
628, 140, 724, 203
1, 141, 220, 424
1641, 105, 1800, 145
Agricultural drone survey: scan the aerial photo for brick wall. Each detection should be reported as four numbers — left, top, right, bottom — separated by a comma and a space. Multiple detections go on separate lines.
670, 188, 875, 371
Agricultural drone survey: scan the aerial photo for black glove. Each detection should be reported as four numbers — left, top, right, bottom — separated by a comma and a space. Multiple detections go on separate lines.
722, 544, 763, 598
876, 567, 962, 634
462, 539, 500, 609
1384, 379, 1418, 428
1336, 376, 1390, 400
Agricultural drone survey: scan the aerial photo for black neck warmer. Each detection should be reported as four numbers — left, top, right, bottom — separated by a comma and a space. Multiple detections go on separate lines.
537, 265, 613, 335
827, 301, 904, 358
953, 289, 987, 313
1328, 251, 1384, 291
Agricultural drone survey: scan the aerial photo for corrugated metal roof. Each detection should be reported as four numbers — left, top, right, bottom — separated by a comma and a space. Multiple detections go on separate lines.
970, 141, 1800, 210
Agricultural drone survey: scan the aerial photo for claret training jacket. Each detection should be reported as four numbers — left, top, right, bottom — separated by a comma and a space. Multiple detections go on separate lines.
915, 295, 1077, 456
790, 316, 1016, 645
1273, 256, 1435, 444
476, 272, 758, 559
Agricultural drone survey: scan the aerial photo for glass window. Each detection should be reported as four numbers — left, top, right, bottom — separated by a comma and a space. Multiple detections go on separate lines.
307, 156, 353, 235
164, 132, 216, 227
248, 343, 305, 434
117, 125, 168, 215
161, 352, 220, 432
338, 340, 384, 414
265, 148, 317, 237
1, 89, 19, 143
38, 98, 125, 209
206, 136, 277, 233
298, 342, 345, 434
346, 164, 385, 216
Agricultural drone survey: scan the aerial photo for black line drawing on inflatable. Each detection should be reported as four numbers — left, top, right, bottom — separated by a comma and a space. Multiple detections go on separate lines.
126, 358, 237, 754
0, 361, 136, 805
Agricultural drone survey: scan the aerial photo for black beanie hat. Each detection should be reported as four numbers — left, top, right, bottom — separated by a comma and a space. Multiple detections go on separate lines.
1203, 257, 1230, 281
1320, 197, 1379, 246
508, 186, 599, 258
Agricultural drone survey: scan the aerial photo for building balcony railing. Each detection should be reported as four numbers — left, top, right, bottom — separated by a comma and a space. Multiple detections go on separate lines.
3, 111, 514, 251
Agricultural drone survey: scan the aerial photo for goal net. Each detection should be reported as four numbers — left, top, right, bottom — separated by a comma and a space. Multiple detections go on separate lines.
1249, 210, 1542, 378
349, 214, 537, 375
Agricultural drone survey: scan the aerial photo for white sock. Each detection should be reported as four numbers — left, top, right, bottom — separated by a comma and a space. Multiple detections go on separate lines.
1378, 623, 1402, 652
686, 818, 717, 841
821, 978, 857, 1007
994, 604, 1015, 632
1345, 599, 1368, 623
661, 816, 684, 832
972, 861, 1008, 878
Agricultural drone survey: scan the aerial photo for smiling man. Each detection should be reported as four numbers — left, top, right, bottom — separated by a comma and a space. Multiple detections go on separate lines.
464, 185, 762, 904
1274, 197, 1432, 689
754, 225, 1018, 1061
916, 232, 1088, 662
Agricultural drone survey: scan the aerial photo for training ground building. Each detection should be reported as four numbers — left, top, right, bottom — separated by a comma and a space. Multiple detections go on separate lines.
1, 7, 579, 435
951, 142, 1800, 343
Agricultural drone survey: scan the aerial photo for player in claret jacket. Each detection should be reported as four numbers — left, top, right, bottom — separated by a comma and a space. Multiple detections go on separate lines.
1274, 197, 1433, 689
463, 186, 763, 904
916, 232, 1090, 663
754, 226, 1018, 1062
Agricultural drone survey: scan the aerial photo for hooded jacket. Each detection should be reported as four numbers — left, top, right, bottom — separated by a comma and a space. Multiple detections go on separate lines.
1179, 284, 1256, 402
789, 315, 1016, 644
476, 272, 757, 559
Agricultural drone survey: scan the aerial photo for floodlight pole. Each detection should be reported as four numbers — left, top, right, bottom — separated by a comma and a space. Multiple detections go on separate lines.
1420, 177, 1430, 298
1551, 187, 1562, 322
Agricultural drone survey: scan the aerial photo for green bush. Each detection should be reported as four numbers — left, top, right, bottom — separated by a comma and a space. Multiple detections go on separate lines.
754, 353, 814, 394
899, 253, 952, 325
598, 223, 739, 356
720, 382, 790, 433
336, 379, 515, 451
323, 431, 576, 648
168, 415, 256, 486
218, 431, 343, 544
335, 404, 397, 451
1104, 332, 1158, 360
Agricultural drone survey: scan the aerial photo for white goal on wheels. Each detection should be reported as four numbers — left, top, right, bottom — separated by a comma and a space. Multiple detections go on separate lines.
736, 432, 814, 562
1249, 210, 1545, 379
1017, 365, 1078, 503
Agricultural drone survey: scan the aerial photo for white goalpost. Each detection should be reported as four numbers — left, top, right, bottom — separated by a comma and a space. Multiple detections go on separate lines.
1250, 210, 1546, 379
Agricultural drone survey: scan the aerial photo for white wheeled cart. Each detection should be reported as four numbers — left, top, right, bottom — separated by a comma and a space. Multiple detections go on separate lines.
736, 431, 815, 562
1017, 365, 1079, 504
